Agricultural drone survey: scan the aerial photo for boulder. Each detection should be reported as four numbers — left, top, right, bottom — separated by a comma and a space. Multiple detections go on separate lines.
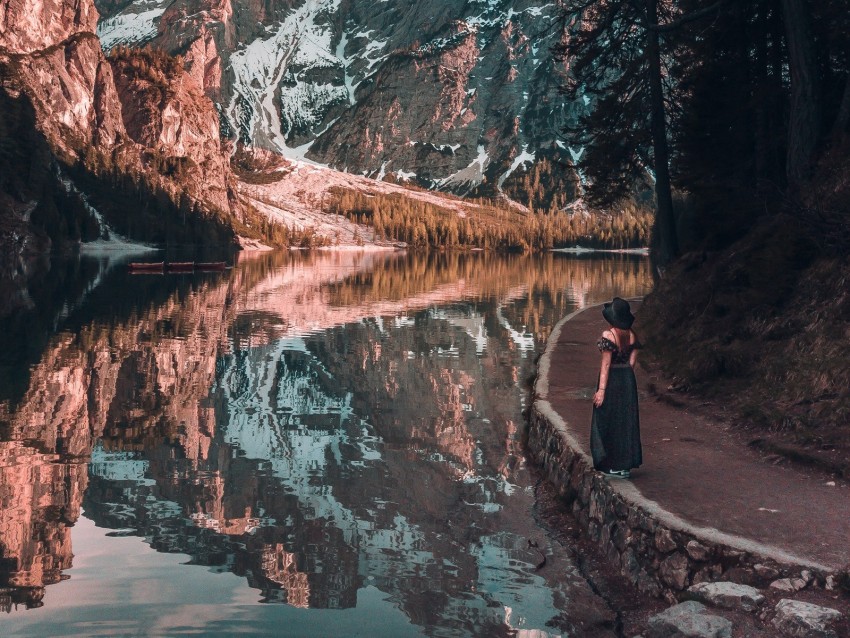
660, 552, 690, 590
687, 581, 765, 612
772, 599, 842, 638
647, 601, 733, 638
655, 528, 678, 553
685, 540, 711, 561
770, 577, 807, 592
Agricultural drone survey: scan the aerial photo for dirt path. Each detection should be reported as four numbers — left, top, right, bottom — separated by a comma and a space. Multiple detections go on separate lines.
544, 301, 850, 572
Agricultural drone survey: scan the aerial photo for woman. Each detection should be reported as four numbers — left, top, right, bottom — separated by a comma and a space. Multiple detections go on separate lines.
590, 297, 642, 478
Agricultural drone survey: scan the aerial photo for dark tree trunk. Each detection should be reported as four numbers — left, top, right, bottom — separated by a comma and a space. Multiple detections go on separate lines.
733, 2, 754, 186
781, 0, 821, 190
754, 3, 770, 188
769, 4, 787, 188
832, 74, 850, 141
645, 0, 678, 267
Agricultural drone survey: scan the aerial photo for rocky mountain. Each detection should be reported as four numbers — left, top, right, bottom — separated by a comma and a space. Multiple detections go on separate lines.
0, 0, 253, 268
95, 0, 583, 199
0, 0, 591, 297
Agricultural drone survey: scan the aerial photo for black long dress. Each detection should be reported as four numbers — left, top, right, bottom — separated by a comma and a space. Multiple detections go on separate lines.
590, 336, 642, 472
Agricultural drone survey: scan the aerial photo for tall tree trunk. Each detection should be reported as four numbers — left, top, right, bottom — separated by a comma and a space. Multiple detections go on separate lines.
645, 0, 678, 267
781, 0, 821, 190
754, 3, 770, 188
769, 3, 787, 187
832, 74, 850, 141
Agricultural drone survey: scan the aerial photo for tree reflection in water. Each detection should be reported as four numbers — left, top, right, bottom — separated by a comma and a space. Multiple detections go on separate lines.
0, 250, 651, 636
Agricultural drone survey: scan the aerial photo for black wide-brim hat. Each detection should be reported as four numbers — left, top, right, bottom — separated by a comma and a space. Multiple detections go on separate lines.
602, 297, 635, 329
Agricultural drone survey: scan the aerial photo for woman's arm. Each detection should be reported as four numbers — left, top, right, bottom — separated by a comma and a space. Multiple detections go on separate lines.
594, 350, 612, 407
629, 330, 639, 367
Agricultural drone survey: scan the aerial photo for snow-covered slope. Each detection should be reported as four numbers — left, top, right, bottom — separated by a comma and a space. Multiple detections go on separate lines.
96, 0, 171, 49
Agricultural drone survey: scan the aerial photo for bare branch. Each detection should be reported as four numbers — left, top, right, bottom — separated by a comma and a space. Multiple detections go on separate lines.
649, 0, 730, 34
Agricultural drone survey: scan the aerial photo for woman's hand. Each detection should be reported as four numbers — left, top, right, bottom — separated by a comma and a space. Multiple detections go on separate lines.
593, 389, 605, 407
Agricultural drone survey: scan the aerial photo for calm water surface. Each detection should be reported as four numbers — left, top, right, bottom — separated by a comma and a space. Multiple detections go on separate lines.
0, 251, 651, 637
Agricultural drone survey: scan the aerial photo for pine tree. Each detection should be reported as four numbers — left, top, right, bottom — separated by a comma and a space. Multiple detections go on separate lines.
557, 0, 680, 266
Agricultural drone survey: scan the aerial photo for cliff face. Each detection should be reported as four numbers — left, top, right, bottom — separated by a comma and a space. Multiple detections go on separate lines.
0, 0, 98, 53
3, 34, 125, 161
0, 0, 245, 260
96, 0, 583, 198
107, 48, 233, 216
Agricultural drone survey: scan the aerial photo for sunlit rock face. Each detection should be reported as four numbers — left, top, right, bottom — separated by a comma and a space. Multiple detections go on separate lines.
4, 35, 125, 163
0, 0, 124, 159
96, 0, 583, 194
0, 0, 242, 260
108, 51, 234, 214
0, 0, 98, 53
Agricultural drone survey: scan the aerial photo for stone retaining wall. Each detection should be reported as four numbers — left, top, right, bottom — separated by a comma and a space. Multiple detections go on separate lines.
526, 403, 828, 600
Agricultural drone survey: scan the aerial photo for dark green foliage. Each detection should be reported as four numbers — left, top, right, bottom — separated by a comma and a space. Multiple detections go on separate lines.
0, 77, 99, 249
560, 0, 850, 265
65, 162, 235, 247
555, 1, 660, 208
557, 0, 680, 266
669, 1, 788, 250
579, 0, 850, 463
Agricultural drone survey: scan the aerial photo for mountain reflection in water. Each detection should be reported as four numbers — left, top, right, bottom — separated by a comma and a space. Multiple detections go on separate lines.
0, 251, 651, 637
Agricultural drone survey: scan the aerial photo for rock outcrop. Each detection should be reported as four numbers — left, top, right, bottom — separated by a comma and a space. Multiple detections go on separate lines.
4, 34, 124, 160
772, 599, 843, 638
0, 0, 98, 53
0, 0, 248, 262
686, 582, 766, 612
647, 601, 733, 638
108, 47, 233, 216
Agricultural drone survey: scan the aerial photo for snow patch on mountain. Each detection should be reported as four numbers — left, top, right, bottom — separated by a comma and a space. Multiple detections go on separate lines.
225, 0, 349, 153
279, 82, 348, 140
97, 0, 171, 50
335, 31, 356, 104
440, 145, 490, 189
497, 146, 536, 189
350, 30, 389, 72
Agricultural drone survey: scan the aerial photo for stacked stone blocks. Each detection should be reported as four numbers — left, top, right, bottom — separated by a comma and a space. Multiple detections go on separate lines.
526, 404, 830, 599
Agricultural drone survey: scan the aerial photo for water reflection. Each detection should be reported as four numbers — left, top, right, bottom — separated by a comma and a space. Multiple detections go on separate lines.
0, 251, 651, 635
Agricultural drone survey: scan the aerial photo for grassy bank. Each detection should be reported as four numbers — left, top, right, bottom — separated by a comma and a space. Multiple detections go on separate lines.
638, 169, 850, 475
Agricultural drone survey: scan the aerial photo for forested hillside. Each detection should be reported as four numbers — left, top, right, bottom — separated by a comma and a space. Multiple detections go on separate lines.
563, 0, 850, 470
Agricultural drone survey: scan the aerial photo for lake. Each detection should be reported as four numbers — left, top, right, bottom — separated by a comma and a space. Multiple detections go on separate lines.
0, 250, 651, 637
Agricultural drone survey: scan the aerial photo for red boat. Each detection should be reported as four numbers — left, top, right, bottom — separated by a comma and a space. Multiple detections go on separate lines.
166, 262, 196, 272
128, 261, 228, 273
128, 262, 164, 272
